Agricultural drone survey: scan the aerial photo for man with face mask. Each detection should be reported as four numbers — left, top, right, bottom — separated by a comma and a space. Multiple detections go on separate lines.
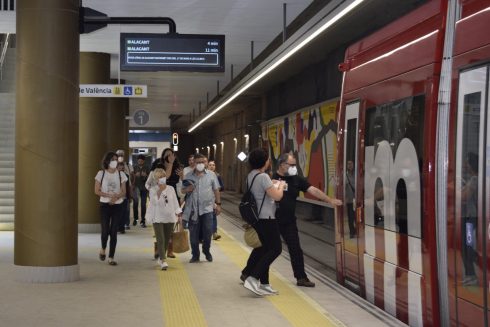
272, 152, 342, 287
181, 153, 221, 263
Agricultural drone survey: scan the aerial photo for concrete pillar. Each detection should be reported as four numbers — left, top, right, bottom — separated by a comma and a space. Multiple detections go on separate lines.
78, 52, 110, 232
14, 0, 80, 282
107, 97, 129, 153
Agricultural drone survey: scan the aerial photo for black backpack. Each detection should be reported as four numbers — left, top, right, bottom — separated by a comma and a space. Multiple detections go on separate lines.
239, 173, 266, 226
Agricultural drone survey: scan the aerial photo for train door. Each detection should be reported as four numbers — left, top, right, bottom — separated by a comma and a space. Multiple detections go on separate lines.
341, 101, 361, 291
453, 65, 489, 326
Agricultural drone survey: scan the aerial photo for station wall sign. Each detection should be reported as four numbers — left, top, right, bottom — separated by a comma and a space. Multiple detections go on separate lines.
120, 33, 225, 72
80, 84, 147, 98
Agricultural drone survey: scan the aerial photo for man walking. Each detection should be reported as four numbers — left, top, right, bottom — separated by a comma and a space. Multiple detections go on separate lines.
133, 154, 150, 227
273, 153, 342, 287
182, 154, 221, 263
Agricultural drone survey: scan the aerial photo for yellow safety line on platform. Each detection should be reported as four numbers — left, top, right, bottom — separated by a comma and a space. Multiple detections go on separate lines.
157, 256, 207, 327
216, 227, 345, 327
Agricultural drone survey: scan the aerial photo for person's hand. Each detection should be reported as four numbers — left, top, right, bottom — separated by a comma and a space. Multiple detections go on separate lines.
215, 205, 221, 215
141, 171, 147, 177
279, 180, 287, 190
186, 185, 194, 192
135, 171, 141, 177
330, 198, 343, 206
176, 168, 183, 178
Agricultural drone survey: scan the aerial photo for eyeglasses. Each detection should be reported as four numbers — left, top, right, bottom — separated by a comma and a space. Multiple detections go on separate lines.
164, 194, 168, 204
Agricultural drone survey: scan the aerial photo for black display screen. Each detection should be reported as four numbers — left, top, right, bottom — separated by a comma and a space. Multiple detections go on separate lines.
120, 33, 225, 72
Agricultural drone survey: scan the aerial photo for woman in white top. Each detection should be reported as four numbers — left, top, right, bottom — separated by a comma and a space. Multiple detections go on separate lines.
94, 152, 128, 266
146, 168, 182, 270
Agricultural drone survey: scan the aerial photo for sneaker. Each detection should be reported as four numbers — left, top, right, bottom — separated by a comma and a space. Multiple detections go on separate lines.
189, 257, 200, 263
240, 273, 248, 283
243, 277, 267, 296
125, 225, 130, 230
462, 275, 478, 286
259, 284, 279, 295
108, 258, 117, 266
213, 233, 221, 240
297, 278, 315, 287
140, 222, 147, 228
157, 258, 163, 266
160, 261, 168, 270
204, 253, 213, 262
132, 219, 138, 226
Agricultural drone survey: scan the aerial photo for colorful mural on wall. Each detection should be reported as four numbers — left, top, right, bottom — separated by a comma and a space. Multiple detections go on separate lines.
263, 99, 338, 198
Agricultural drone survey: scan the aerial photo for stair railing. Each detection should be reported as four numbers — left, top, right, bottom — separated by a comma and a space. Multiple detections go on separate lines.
0, 33, 10, 81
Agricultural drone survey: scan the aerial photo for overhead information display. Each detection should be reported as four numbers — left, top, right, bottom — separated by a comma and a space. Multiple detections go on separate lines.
120, 33, 225, 72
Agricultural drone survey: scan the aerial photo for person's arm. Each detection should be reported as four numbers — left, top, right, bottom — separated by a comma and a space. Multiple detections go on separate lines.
94, 172, 110, 197
265, 181, 285, 201
214, 188, 221, 215
306, 186, 343, 206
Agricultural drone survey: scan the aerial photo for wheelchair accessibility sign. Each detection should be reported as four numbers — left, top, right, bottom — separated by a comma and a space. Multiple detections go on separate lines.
80, 84, 147, 98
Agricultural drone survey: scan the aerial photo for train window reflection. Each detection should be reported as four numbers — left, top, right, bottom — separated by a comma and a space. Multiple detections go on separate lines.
365, 95, 425, 234
459, 91, 481, 288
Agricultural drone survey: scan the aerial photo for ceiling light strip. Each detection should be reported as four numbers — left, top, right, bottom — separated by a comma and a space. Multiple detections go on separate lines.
188, 0, 365, 133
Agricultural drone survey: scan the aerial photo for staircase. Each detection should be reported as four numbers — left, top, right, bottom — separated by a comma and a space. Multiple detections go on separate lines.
0, 47, 15, 230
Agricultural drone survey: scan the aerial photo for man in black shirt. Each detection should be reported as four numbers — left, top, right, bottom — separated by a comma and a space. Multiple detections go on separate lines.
273, 153, 342, 287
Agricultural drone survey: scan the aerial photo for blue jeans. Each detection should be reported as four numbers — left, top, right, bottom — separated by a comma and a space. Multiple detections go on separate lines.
212, 213, 218, 233
188, 212, 213, 259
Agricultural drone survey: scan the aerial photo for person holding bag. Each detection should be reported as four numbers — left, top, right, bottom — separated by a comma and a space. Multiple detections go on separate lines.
241, 148, 286, 296
146, 168, 182, 270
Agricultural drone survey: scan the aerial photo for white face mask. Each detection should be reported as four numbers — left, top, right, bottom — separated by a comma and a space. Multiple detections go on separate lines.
196, 163, 205, 172
158, 177, 166, 185
109, 160, 118, 169
287, 166, 297, 176
117, 156, 124, 163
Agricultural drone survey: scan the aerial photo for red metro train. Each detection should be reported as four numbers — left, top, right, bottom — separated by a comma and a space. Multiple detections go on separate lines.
335, 0, 490, 326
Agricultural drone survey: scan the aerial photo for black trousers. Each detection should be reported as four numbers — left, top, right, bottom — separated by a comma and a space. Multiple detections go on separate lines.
278, 219, 307, 280
100, 203, 123, 258
133, 186, 148, 223
242, 219, 282, 284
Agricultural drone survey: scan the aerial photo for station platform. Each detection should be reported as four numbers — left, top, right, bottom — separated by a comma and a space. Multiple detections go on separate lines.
0, 196, 405, 327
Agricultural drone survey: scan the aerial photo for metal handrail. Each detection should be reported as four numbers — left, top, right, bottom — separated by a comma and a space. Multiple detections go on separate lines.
0, 33, 10, 80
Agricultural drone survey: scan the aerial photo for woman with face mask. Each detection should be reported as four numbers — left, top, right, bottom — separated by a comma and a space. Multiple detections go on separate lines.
94, 151, 128, 266
150, 148, 183, 258
145, 169, 182, 270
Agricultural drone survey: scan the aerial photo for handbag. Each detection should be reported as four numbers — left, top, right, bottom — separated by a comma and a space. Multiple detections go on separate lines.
243, 224, 262, 248
172, 221, 190, 253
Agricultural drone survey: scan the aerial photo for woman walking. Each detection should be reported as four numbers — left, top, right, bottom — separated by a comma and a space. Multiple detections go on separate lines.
94, 151, 128, 266
241, 148, 286, 296
146, 168, 182, 270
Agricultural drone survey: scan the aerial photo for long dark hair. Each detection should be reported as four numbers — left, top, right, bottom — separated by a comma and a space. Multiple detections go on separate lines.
101, 151, 117, 169
160, 148, 181, 170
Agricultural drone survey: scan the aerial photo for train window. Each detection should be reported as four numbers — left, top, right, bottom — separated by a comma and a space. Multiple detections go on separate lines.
365, 95, 425, 234
455, 65, 486, 295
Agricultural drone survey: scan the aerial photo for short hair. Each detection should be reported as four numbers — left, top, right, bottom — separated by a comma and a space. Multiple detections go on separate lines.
116, 149, 124, 156
153, 168, 166, 179
137, 154, 146, 161
188, 154, 195, 159
101, 151, 118, 169
248, 148, 269, 170
277, 153, 292, 166
194, 153, 206, 161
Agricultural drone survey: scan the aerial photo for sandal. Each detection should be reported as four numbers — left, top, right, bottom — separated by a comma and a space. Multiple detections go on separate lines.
108, 258, 117, 266
99, 250, 106, 261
